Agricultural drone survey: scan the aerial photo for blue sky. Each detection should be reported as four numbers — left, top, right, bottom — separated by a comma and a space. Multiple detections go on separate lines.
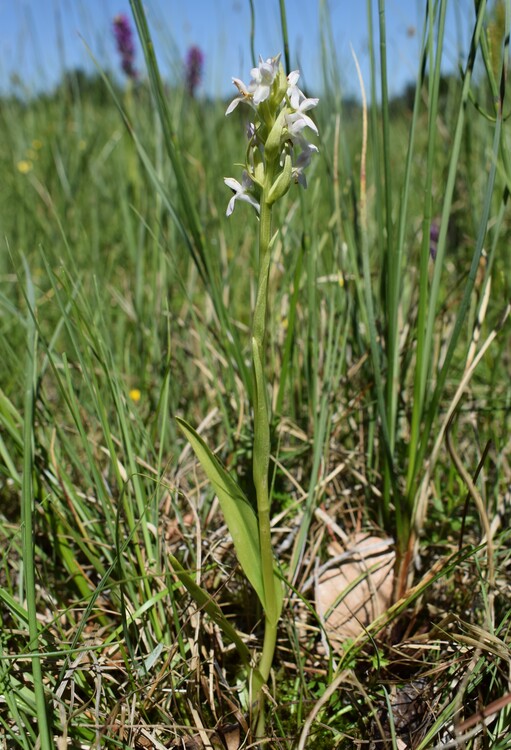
0, 1, 474, 99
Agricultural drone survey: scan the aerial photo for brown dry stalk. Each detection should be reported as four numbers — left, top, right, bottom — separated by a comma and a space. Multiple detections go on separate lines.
445, 412, 495, 628
456, 690, 511, 733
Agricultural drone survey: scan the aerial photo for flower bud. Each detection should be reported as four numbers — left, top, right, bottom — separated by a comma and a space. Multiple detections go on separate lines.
270, 65, 289, 110
267, 154, 292, 205
264, 109, 286, 162
253, 160, 266, 187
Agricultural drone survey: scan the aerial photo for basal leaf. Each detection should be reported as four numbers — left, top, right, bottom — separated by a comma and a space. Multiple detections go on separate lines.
176, 417, 265, 608
167, 553, 264, 694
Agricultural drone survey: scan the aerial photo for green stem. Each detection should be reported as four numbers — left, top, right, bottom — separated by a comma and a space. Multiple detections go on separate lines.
278, 0, 291, 74
251, 162, 282, 737
22, 259, 54, 749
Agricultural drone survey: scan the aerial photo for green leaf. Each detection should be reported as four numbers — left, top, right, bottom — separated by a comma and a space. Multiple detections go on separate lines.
251, 338, 284, 627
167, 553, 264, 694
175, 417, 265, 608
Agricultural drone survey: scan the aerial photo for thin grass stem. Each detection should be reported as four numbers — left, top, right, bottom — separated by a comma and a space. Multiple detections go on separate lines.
20, 259, 54, 749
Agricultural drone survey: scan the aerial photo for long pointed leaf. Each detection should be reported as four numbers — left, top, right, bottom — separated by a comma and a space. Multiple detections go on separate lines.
167, 554, 264, 694
176, 417, 265, 608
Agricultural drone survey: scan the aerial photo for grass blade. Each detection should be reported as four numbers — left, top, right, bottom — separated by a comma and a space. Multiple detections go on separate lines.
20, 257, 54, 749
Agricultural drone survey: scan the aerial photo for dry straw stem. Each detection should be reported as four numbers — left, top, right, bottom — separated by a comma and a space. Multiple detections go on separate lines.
445, 415, 494, 627
351, 44, 367, 233
296, 669, 350, 750
456, 690, 511, 734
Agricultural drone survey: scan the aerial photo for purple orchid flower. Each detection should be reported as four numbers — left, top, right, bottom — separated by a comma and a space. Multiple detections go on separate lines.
113, 14, 138, 80
185, 45, 204, 97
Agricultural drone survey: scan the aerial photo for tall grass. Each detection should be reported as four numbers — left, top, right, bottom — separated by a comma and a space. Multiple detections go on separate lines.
1, 0, 511, 747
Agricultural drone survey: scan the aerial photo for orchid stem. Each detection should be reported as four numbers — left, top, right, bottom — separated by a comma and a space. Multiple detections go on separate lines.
252, 162, 282, 738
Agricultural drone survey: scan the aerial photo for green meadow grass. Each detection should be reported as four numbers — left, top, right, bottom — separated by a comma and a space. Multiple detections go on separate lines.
1, 0, 511, 747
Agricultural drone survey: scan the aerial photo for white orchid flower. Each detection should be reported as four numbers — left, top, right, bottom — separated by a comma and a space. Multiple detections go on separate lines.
225, 77, 254, 115
292, 141, 319, 188
224, 171, 260, 216
285, 96, 319, 138
249, 54, 281, 104
286, 70, 305, 109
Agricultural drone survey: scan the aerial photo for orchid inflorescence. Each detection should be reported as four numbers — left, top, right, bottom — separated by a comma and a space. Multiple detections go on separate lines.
185, 45, 204, 98
113, 14, 138, 80
224, 54, 319, 216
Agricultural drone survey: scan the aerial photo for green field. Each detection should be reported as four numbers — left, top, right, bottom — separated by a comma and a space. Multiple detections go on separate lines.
1, 1, 511, 747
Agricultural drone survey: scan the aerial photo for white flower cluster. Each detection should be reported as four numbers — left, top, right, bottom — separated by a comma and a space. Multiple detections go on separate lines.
224, 54, 319, 216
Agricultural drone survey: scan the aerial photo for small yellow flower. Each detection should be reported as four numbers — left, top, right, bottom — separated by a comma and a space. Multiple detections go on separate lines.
32, 139, 43, 150
17, 160, 33, 174
78, 139, 87, 151
338, 272, 344, 288
129, 388, 141, 402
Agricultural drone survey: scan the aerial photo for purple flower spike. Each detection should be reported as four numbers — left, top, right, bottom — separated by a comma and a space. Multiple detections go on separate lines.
429, 220, 440, 261
185, 45, 204, 97
113, 14, 138, 80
